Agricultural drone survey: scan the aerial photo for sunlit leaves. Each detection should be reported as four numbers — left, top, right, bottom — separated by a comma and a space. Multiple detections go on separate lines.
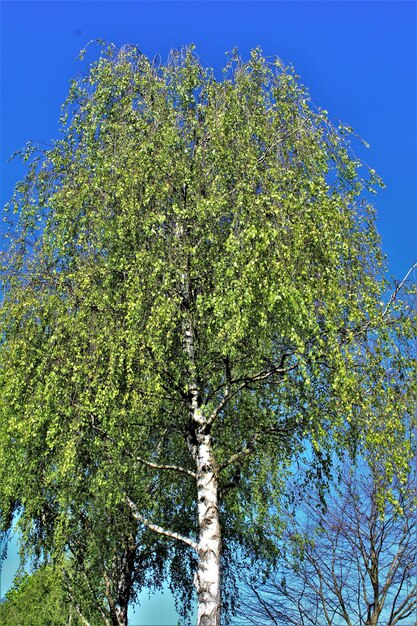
0, 44, 415, 618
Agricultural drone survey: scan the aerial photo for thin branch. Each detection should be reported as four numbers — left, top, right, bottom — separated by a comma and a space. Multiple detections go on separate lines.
207, 356, 297, 426
382, 261, 417, 319
125, 496, 198, 552
207, 380, 248, 426
219, 438, 257, 473
248, 582, 280, 625
145, 346, 189, 401
90, 419, 196, 479
257, 114, 314, 165
233, 362, 298, 386
63, 565, 111, 626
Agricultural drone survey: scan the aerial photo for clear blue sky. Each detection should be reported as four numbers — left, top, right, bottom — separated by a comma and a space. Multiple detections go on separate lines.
1, 1, 416, 624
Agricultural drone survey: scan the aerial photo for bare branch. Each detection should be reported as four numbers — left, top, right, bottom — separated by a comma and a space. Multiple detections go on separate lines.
234, 460, 417, 626
382, 261, 417, 319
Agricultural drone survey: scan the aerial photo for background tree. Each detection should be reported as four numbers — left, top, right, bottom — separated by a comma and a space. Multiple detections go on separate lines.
0, 44, 415, 626
0, 561, 105, 626
235, 458, 417, 626
61, 502, 167, 626
2, 474, 181, 626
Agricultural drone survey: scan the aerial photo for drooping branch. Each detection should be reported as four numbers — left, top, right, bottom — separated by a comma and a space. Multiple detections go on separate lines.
125, 496, 199, 552
90, 420, 196, 479
257, 114, 314, 165
63, 565, 111, 626
146, 346, 190, 402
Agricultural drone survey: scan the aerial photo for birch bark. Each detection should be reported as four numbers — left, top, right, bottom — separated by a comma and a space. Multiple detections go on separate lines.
194, 432, 222, 626
112, 606, 128, 626
182, 311, 222, 624
174, 211, 223, 625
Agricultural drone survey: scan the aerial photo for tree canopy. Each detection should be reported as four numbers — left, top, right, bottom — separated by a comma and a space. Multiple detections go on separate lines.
0, 44, 415, 626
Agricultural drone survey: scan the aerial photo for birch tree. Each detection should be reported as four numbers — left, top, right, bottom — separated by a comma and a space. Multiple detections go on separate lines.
0, 44, 415, 626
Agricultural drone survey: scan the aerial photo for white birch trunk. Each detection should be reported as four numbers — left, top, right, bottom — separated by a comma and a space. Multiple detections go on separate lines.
113, 606, 128, 626
177, 213, 222, 625
195, 432, 221, 626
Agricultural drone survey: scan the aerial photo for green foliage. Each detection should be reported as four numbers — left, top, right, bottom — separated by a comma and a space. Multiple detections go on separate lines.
0, 43, 415, 617
0, 562, 103, 625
